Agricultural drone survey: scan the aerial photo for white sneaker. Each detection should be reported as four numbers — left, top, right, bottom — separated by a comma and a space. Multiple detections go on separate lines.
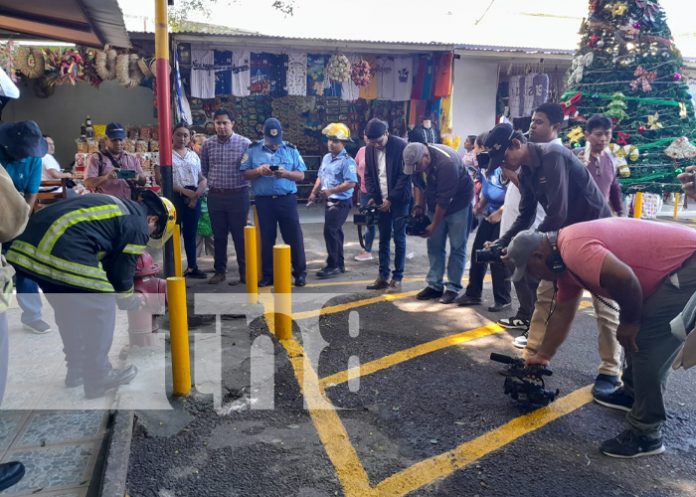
512, 331, 528, 349
406, 251, 415, 260
354, 251, 373, 262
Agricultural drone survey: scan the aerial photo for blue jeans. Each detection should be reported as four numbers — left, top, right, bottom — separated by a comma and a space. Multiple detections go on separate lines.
377, 201, 408, 281
0, 312, 7, 405
358, 192, 375, 252
16, 272, 42, 324
426, 206, 471, 293
173, 191, 202, 271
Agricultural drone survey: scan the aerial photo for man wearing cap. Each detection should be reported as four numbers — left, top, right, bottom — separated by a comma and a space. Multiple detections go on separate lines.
309, 123, 358, 279
85, 122, 147, 200
506, 218, 696, 458
484, 122, 622, 398
0, 120, 52, 335
241, 118, 307, 287
403, 142, 474, 304
201, 109, 252, 285
364, 118, 412, 293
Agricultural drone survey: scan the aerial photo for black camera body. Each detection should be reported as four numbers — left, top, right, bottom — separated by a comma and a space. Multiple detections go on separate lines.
406, 214, 431, 236
353, 205, 380, 226
475, 244, 505, 264
490, 353, 558, 408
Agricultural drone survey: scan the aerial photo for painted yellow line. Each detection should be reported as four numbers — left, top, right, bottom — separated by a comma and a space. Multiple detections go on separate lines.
293, 290, 420, 320
374, 385, 593, 497
303, 276, 425, 289
320, 323, 505, 389
280, 338, 376, 497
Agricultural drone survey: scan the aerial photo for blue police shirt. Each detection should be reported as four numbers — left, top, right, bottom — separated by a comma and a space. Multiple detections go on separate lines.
0, 148, 42, 194
318, 149, 358, 201
240, 140, 307, 196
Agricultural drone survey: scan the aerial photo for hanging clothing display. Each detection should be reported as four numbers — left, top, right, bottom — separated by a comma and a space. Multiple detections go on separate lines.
507, 75, 522, 118
307, 54, 328, 97
249, 53, 287, 97
359, 55, 378, 100
375, 56, 396, 101
174, 47, 192, 125
286, 52, 307, 96
433, 52, 453, 98
393, 56, 413, 102
341, 54, 360, 102
531, 73, 550, 111
231, 50, 251, 97
421, 55, 434, 100
190, 47, 215, 99
214, 50, 232, 96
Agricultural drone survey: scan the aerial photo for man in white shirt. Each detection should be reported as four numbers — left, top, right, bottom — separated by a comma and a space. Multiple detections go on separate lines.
40, 135, 72, 194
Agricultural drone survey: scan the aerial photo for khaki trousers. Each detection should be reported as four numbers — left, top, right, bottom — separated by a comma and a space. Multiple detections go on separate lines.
525, 279, 622, 376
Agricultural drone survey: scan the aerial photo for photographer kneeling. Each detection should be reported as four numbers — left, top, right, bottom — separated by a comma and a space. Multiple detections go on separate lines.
403, 142, 474, 304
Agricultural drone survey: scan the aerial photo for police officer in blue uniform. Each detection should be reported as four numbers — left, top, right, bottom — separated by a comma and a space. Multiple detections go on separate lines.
309, 123, 358, 279
241, 118, 307, 287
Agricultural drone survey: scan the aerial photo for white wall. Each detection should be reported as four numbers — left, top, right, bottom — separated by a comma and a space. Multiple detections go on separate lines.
451, 55, 499, 151
4, 80, 155, 167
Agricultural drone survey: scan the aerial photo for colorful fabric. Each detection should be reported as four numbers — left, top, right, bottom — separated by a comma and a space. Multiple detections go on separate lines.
359, 55, 378, 100
214, 50, 232, 96
307, 54, 328, 97
433, 52, 453, 98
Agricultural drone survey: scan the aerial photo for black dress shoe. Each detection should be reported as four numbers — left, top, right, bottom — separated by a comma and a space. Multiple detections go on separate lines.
84, 365, 138, 399
294, 275, 306, 287
439, 290, 459, 304
339, 266, 346, 273
65, 368, 84, 388
416, 287, 443, 300
488, 302, 512, 313
316, 267, 341, 279
0, 461, 25, 492
258, 278, 273, 287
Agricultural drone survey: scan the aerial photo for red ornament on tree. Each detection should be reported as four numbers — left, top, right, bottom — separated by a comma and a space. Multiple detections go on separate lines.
589, 34, 599, 47
638, 125, 647, 133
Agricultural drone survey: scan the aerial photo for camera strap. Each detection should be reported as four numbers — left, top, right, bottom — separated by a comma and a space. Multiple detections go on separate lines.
357, 225, 368, 251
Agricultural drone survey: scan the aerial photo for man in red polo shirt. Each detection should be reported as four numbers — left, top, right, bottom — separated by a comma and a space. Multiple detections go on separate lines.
505, 218, 696, 458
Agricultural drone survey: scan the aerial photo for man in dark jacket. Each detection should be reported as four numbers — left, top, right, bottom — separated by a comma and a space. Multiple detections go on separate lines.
403, 142, 474, 304
486, 123, 621, 398
364, 118, 412, 293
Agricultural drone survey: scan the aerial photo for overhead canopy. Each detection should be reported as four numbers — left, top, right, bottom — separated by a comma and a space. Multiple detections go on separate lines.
0, 0, 130, 48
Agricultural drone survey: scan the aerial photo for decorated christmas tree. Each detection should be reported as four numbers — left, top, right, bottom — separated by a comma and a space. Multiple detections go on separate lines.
562, 0, 696, 193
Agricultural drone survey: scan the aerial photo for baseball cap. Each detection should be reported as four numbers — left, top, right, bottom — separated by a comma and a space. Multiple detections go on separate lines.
483, 123, 516, 170
0, 120, 47, 158
402, 142, 428, 175
106, 122, 127, 140
263, 118, 283, 145
506, 229, 546, 282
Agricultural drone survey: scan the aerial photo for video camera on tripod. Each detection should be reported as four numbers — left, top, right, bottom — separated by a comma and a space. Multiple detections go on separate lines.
490, 353, 559, 407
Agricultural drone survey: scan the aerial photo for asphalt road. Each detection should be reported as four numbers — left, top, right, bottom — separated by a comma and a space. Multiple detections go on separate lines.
126, 220, 696, 497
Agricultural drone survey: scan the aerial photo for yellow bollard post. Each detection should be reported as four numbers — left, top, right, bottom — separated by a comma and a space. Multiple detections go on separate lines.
245, 225, 259, 303
273, 244, 292, 340
674, 192, 680, 221
633, 192, 644, 219
167, 277, 191, 396
252, 204, 262, 265
172, 224, 183, 277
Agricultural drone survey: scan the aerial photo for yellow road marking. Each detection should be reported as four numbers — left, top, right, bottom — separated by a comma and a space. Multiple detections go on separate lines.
374, 386, 593, 497
320, 323, 505, 389
293, 290, 420, 320
303, 276, 425, 289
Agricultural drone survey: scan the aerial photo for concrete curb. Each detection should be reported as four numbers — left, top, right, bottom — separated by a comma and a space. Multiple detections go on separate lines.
98, 410, 135, 497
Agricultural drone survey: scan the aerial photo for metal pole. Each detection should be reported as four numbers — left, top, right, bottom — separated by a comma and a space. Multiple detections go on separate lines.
245, 225, 259, 303
674, 192, 680, 221
167, 276, 191, 396
155, 0, 175, 276
273, 244, 292, 340
633, 192, 644, 219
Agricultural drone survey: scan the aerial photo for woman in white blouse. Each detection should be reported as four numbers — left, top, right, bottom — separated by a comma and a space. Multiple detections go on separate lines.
172, 124, 207, 278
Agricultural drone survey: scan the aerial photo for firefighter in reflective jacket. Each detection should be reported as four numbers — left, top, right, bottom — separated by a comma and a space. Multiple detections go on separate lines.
6, 191, 176, 399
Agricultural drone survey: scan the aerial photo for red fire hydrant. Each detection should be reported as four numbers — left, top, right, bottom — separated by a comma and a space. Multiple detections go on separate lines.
128, 252, 167, 347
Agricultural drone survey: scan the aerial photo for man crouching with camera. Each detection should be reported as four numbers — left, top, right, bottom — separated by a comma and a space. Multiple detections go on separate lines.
403, 142, 474, 304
